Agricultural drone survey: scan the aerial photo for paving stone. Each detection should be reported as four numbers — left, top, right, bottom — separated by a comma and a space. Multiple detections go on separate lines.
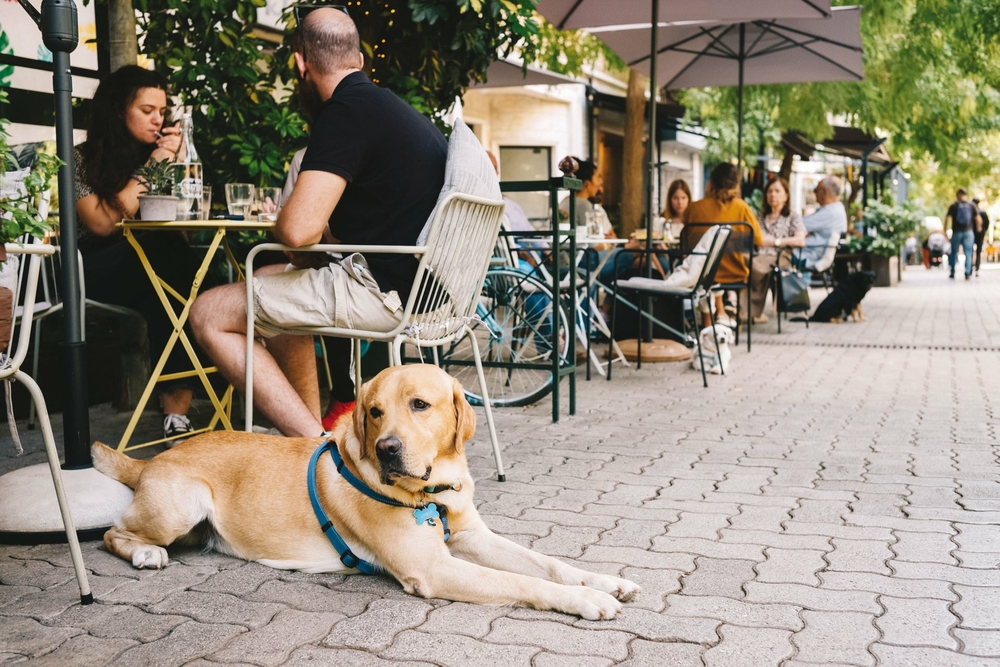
783, 521, 893, 541
665, 594, 803, 630
890, 530, 958, 564
907, 485, 963, 508
0, 616, 81, 658
817, 571, 956, 600
579, 546, 695, 571
597, 520, 669, 549
870, 644, 1000, 667
245, 579, 376, 615
664, 513, 731, 539
382, 629, 538, 666
189, 562, 281, 596
149, 591, 284, 629
952, 629, 1000, 657
596, 484, 661, 505
679, 558, 756, 599
726, 505, 791, 533
42, 604, 187, 642
791, 610, 877, 666
100, 566, 217, 605
825, 538, 895, 575
618, 567, 683, 612
0, 574, 132, 620
850, 492, 907, 517
615, 639, 704, 666
652, 536, 765, 562
209, 609, 341, 666
322, 598, 432, 651
744, 582, 880, 613
0, 559, 74, 590
111, 620, 246, 667
481, 516, 555, 538
654, 479, 716, 501
876, 596, 960, 650
704, 625, 793, 667
23, 634, 137, 667
953, 523, 1000, 552
0, 585, 38, 609
286, 645, 436, 667
721, 529, 831, 551
522, 508, 641, 528
485, 618, 631, 659
954, 551, 1000, 569
791, 499, 851, 523
531, 525, 603, 558
533, 653, 612, 667
575, 607, 720, 644
891, 562, 1000, 587
420, 601, 512, 638
953, 586, 1000, 630
755, 548, 827, 586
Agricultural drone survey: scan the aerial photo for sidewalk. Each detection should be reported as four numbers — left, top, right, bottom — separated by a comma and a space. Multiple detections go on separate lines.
2, 264, 999, 666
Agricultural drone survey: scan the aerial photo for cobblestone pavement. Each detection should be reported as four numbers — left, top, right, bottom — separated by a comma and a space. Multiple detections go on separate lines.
2, 264, 999, 666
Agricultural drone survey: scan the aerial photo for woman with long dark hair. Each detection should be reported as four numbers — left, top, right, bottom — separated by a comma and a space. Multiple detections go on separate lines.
750, 177, 806, 323
74, 65, 200, 444
685, 162, 763, 327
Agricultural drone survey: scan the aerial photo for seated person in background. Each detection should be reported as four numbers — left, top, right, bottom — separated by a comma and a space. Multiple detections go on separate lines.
798, 176, 847, 271
190, 8, 447, 437
74, 65, 201, 445
685, 162, 763, 327
662, 179, 691, 242
487, 151, 542, 272
903, 233, 919, 266
750, 177, 805, 324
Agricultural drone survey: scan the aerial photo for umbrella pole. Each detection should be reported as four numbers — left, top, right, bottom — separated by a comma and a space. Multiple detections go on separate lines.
641, 0, 658, 342
737, 23, 745, 170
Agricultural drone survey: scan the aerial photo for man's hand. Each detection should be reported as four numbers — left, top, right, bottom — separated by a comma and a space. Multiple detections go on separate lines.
285, 251, 331, 269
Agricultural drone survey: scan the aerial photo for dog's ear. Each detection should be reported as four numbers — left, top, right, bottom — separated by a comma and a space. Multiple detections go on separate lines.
352, 381, 369, 457
452, 377, 476, 453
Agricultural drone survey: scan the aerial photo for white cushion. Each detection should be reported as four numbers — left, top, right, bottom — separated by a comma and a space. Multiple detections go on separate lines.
416, 119, 501, 246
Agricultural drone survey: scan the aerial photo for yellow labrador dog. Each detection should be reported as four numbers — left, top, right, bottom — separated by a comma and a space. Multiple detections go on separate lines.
92, 365, 639, 620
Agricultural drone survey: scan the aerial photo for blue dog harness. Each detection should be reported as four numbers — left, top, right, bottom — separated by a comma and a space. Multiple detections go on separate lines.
307, 440, 451, 574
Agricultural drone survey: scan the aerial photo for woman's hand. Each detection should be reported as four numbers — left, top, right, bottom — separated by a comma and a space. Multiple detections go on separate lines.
151, 126, 181, 162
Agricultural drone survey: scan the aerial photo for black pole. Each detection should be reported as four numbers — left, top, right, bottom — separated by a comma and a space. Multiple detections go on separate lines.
40, 0, 91, 468
737, 23, 745, 169
641, 0, 658, 343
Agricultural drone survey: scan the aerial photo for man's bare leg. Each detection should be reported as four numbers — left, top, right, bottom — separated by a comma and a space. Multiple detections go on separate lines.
267, 333, 322, 422
190, 278, 322, 437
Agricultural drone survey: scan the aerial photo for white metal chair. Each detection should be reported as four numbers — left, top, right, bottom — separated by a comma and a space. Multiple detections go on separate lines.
1, 240, 92, 604
245, 192, 508, 480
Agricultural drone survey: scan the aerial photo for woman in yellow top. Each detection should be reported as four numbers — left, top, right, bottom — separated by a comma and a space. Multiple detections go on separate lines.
684, 162, 763, 327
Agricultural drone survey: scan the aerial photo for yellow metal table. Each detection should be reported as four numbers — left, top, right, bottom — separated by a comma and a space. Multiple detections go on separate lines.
116, 219, 274, 452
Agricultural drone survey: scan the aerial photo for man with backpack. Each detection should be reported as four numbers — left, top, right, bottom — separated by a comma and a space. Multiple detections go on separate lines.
944, 188, 982, 279
973, 197, 990, 277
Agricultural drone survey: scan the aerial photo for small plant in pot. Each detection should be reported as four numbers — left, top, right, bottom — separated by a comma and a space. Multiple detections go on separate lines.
134, 157, 178, 221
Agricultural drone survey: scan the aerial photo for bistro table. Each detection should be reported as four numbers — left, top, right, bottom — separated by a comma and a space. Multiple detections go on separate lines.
115, 218, 274, 452
575, 235, 631, 378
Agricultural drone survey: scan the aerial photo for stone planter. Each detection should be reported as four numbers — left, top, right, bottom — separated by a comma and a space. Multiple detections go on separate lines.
137, 195, 179, 222
870, 254, 898, 287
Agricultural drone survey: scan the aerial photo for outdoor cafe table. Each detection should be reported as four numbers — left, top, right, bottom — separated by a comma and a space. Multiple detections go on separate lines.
114, 219, 274, 452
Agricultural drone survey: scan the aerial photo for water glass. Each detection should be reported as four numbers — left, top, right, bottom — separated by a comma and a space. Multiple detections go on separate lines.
651, 216, 665, 240
225, 183, 254, 220
200, 186, 213, 220
256, 187, 282, 222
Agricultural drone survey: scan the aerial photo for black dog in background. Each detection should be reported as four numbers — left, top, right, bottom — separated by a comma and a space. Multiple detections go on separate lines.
810, 271, 877, 322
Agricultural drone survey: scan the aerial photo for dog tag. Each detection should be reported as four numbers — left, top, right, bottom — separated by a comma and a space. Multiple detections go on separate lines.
413, 503, 440, 527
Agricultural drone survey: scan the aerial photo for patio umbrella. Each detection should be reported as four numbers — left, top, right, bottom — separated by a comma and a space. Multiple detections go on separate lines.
536, 0, 831, 30
472, 58, 580, 88
592, 5, 865, 166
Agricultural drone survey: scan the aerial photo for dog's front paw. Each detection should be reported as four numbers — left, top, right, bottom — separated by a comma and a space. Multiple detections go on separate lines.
565, 587, 623, 620
585, 573, 641, 602
132, 545, 169, 570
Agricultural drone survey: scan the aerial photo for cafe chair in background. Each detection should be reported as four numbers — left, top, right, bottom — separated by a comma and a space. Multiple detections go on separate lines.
0, 240, 92, 604
608, 225, 732, 388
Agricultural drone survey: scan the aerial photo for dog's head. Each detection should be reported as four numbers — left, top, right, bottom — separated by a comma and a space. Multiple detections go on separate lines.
700, 324, 734, 351
352, 365, 475, 490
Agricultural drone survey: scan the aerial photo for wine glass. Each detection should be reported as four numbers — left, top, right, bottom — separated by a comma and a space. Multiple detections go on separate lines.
225, 183, 254, 220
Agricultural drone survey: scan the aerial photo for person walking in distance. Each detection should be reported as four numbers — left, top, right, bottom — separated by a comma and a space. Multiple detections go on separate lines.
944, 188, 981, 280
972, 197, 990, 277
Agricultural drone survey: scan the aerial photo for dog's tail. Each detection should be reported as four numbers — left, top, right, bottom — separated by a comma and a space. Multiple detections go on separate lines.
91, 442, 146, 489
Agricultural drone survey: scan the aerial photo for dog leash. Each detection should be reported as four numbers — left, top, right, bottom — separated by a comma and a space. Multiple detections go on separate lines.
307, 440, 451, 573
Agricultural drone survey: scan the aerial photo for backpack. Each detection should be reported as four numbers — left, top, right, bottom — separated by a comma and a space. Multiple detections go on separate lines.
954, 201, 975, 230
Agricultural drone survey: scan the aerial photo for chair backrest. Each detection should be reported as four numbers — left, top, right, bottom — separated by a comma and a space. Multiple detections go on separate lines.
1, 239, 54, 380
402, 192, 505, 342
696, 225, 733, 291
681, 221, 754, 283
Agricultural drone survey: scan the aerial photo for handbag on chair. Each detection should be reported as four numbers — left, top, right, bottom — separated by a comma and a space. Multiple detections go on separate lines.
778, 268, 811, 313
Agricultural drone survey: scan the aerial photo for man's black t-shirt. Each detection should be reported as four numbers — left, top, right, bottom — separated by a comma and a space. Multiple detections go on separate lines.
300, 71, 447, 302
947, 200, 976, 232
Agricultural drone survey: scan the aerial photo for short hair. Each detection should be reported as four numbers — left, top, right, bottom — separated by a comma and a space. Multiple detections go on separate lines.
762, 177, 792, 217
573, 157, 598, 185
973, 197, 981, 204
819, 175, 842, 198
665, 179, 692, 218
709, 162, 739, 204
957, 187, 968, 197
297, 8, 361, 74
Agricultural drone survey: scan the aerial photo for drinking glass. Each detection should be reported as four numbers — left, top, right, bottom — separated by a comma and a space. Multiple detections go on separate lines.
200, 186, 213, 220
225, 183, 254, 220
256, 187, 282, 222
651, 216, 665, 240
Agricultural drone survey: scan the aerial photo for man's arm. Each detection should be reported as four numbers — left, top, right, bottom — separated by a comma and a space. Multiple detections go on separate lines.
943, 215, 952, 234
976, 212, 983, 234
274, 170, 348, 247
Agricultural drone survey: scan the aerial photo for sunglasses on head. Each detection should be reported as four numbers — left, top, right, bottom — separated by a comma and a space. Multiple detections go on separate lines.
294, 4, 351, 60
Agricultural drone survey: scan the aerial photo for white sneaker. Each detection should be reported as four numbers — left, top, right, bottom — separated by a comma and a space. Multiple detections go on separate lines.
163, 414, 194, 447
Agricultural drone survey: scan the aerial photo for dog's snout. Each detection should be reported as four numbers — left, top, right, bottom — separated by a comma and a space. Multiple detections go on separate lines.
377, 436, 403, 458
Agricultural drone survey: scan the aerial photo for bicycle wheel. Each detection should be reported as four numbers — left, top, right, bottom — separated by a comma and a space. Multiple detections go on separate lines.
439, 267, 570, 407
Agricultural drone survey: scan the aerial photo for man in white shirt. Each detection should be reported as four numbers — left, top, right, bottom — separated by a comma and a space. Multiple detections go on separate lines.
799, 176, 848, 269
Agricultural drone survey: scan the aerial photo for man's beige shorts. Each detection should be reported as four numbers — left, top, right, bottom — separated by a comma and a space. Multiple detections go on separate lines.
253, 263, 402, 338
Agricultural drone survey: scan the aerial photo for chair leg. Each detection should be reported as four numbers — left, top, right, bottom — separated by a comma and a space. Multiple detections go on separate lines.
607, 283, 619, 381
696, 308, 709, 388
745, 289, 751, 353
27, 324, 42, 430
15, 370, 92, 604
710, 311, 724, 376
465, 329, 505, 482
318, 337, 334, 391
354, 339, 363, 402
636, 294, 643, 371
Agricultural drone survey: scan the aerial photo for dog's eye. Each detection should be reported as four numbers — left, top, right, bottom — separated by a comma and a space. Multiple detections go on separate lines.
369, 407, 383, 419
411, 399, 430, 411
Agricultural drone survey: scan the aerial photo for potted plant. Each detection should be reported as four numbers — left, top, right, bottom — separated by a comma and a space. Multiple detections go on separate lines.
134, 157, 178, 221
846, 201, 921, 287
